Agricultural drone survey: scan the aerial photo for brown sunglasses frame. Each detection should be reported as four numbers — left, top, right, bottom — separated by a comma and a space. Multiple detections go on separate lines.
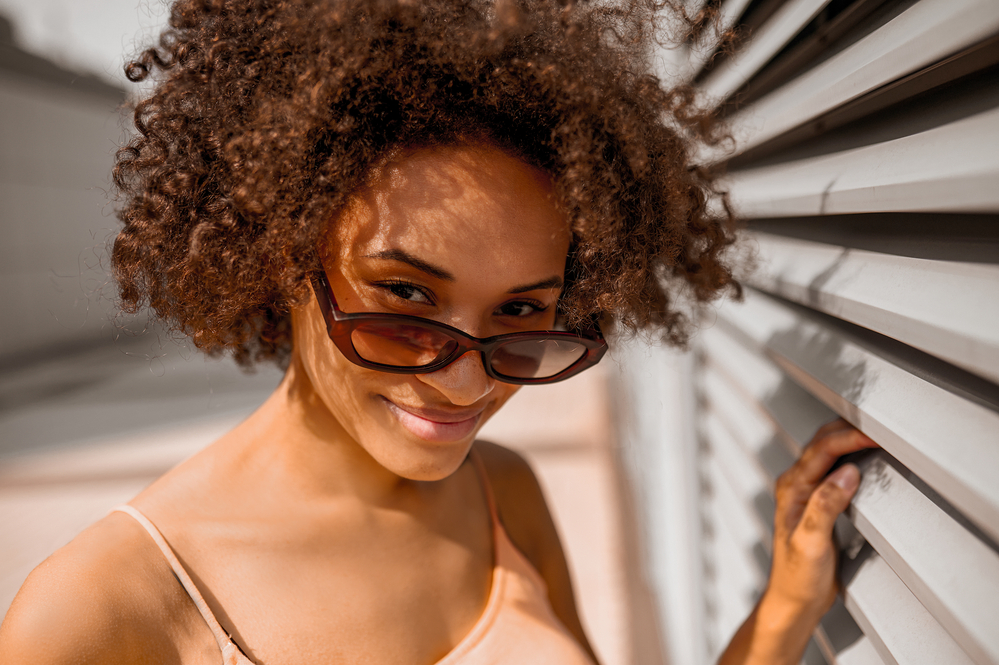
310, 270, 607, 385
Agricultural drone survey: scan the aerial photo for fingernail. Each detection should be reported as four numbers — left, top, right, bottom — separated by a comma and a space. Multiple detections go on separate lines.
830, 464, 860, 491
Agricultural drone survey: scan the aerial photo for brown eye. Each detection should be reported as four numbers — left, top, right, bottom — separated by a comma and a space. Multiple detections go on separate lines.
385, 282, 432, 304
498, 301, 546, 317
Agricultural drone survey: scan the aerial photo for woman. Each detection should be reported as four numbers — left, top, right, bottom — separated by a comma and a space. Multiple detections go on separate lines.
0, 1, 876, 663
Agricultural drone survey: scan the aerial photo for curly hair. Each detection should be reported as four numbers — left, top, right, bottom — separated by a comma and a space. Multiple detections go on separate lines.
112, 0, 739, 368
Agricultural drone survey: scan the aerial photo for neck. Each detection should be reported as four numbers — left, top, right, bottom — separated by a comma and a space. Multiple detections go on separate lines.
229, 354, 427, 507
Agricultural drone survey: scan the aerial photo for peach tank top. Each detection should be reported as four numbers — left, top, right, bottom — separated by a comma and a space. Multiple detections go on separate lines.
111, 454, 595, 665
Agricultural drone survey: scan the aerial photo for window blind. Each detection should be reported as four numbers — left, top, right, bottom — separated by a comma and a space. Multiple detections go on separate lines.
613, 2, 999, 663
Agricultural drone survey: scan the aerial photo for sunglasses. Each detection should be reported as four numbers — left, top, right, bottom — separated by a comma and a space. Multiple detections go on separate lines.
310, 270, 607, 385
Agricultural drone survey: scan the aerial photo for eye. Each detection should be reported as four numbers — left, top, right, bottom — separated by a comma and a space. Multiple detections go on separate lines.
497, 300, 548, 317
382, 281, 433, 305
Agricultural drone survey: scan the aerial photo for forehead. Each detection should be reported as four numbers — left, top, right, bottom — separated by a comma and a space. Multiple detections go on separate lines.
328, 144, 571, 286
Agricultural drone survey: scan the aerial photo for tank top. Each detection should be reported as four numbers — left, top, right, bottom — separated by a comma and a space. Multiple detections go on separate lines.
111, 452, 596, 665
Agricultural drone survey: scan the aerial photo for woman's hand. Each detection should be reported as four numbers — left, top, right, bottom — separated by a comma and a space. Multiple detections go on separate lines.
719, 419, 879, 665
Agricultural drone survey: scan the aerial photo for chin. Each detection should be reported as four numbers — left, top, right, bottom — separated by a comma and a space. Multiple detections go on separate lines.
367, 393, 493, 481
383, 441, 475, 482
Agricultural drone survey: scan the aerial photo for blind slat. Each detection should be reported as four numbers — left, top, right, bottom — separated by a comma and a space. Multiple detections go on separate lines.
850, 452, 999, 665
835, 635, 887, 665
700, 0, 833, 103
719, 289, 999, 544
710, 0, 999, 160
702, 364, 786, 490
703, 407, 775, 546
749, 232, 999, 383
723, 106, 999, 217
682, 0, 756, 82
705, 447, 770, 579
700, 325, 839, 448
844, 553, 976, 665
704, 459, 764, 648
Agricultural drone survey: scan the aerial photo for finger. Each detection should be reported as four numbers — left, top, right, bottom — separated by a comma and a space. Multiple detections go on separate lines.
774, 428, 876, 537
789, 463, 861, 554
813, 417, 853, 438
795, 428, 878, 487
775, 427, 873, 510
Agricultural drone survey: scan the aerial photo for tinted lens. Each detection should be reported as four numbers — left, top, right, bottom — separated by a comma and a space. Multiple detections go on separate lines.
351, 321, 457, 367
491, 338, 588, 379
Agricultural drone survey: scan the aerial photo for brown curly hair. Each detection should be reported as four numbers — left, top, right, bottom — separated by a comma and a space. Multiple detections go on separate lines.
112, 0, 738, 368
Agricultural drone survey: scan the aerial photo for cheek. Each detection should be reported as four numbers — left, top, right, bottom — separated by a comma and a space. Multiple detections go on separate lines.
294, 301, 338, 386
293, 301, 377, 424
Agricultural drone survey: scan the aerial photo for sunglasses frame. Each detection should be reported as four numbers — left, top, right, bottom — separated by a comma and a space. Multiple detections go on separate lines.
310, 270, 607, 385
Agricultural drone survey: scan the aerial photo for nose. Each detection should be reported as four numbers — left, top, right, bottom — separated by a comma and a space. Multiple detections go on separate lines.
417, 351, 495, 406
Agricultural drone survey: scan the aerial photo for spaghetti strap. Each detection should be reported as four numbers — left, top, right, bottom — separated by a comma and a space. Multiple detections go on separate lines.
110, 505, 249, 663
468, 449, 500, 526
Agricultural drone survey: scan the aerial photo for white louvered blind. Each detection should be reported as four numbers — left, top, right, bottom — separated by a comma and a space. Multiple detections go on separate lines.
612, 2, 999, 664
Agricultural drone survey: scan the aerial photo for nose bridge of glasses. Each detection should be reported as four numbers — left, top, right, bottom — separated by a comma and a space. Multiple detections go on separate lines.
440, 332, 494, 369
437, 308, 494, 343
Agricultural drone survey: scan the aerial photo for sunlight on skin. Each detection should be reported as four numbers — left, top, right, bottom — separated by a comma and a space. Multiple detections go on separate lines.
292, 143, 572, 482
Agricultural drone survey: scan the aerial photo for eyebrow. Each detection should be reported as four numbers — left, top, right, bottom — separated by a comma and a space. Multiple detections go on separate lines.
508, 276, 564, 294
363, 249, 454, 281
363, 248, 563, 293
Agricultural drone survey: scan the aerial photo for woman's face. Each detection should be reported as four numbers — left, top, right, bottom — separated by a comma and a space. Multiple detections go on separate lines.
292, 144, 571, 481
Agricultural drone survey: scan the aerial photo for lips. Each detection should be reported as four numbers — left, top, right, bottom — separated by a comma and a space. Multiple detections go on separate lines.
382, 398, 483, 443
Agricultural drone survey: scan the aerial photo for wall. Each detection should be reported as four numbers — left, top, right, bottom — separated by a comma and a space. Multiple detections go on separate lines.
0, 17, 128, 364
614, 1, 999, 664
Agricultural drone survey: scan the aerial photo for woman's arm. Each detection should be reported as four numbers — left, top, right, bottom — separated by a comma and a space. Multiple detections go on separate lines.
719, 420, 878, 665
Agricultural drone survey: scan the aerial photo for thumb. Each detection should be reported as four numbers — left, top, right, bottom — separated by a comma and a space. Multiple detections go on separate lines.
794, 464, 860, 545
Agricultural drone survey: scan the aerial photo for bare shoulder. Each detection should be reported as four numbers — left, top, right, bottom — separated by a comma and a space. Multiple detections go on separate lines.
473, 441, 596, 659
0, 511, 190, 664
473, 441, 553, 567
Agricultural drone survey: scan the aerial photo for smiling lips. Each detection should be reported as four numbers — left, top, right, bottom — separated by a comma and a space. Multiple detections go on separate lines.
382, 398, 484, 442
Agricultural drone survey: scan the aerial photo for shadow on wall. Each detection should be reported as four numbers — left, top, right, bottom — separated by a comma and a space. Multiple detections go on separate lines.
765, 324, 869, 415
762, 323, 870, 663
0, 12, 131, 368
698, 313, 871, 662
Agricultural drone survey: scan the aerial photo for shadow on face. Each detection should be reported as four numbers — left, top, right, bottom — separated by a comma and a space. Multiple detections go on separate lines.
290, 142, 573, 480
